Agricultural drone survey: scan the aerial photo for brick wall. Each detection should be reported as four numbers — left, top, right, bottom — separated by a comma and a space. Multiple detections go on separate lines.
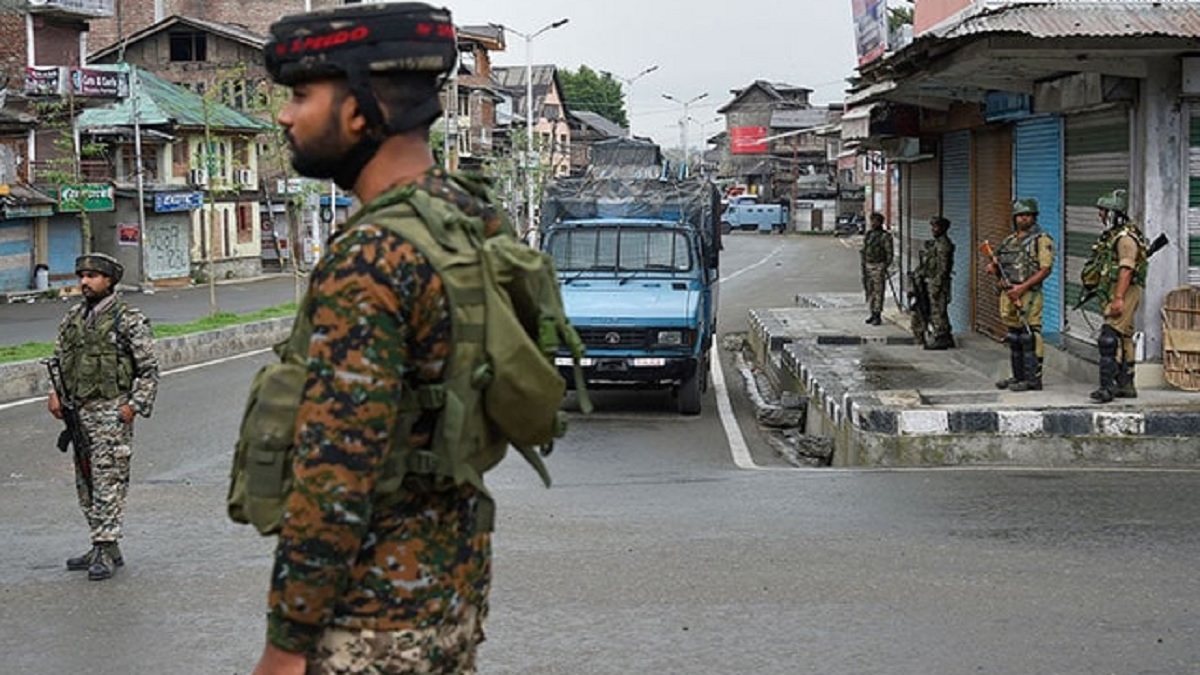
0, 13, 27, 91
88, 0, 344, 53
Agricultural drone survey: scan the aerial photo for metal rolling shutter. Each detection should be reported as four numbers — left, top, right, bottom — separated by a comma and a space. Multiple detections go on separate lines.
48, 217, 81, 286
942, 131, 971, 334
1189, 111, 1200, 285
902, 160, 940, 287
1014, 116, 1064, 343
0, 220, 33, 292
1064, 107, 1130, 344
972, 125, 1013, 340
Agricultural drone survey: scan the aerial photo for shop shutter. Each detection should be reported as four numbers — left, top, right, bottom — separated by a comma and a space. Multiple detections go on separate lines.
972, 124, 1013, 340
942, 131, 971, 334
1188, 110, 1200, 285
48, 216, 82, 286
1064, 107, 1130, 345
0, 220, 34, 292
902, 160, 940, 291
1014, 116, 1064, 343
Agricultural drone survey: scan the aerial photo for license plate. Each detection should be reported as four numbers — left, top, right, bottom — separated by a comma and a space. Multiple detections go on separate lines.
632, 358, 666, 367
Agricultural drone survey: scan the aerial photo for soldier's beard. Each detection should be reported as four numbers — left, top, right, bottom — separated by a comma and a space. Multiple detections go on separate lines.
287, 113, 379, 192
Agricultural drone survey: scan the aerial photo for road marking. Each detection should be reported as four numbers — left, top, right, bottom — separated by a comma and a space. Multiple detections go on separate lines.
720, 245, 784, 284
712, 351, 758, 470
0, 348, 273, 411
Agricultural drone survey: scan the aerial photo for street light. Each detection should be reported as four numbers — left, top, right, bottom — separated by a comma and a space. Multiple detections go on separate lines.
493, 18, 570, 242
690, 115, 722, 176
662, 92, 708, 176
609, 64, 659, 137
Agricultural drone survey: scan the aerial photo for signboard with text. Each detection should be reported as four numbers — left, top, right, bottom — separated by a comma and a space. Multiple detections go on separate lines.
58, 183, 115, 212
24, 66, 129, 98
154, 191, 203, 213
118, 223, 140, 246
730, 126, 769, 155
852, 0, 888, 66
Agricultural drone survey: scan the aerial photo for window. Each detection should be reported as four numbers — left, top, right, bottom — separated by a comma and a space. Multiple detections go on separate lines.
548, 227, 692, 272
169, 32, 208, 62
120, 145, 159, 182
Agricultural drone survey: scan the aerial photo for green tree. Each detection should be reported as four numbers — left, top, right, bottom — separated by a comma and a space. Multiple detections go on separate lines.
888, 0, 914, 30
559, 66, 627, 128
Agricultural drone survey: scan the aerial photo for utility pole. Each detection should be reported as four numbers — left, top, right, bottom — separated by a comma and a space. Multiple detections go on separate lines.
662, 92, 708, 177
611, 65, 658, 137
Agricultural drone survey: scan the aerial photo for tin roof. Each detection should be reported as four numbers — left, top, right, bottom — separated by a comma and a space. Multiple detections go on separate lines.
933, 2, 1200, 41
76, 66, 274, 133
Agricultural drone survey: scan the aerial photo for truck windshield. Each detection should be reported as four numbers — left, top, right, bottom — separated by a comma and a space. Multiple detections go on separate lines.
547, 227, 694, 273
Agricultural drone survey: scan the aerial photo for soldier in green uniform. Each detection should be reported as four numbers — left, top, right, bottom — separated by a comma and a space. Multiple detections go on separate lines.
48, 253, 158, 581
911, 216, 955, 350
988, 198, 1055, 392
252, 4, 497, 673
1084, 189, 1147, 403
861, 212, 892, 325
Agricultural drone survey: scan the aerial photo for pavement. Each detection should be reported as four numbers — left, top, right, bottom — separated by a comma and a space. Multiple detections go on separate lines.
747, 292, 1200, 468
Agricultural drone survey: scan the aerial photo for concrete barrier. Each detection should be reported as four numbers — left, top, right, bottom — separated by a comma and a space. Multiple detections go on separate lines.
0, 318, 293, 404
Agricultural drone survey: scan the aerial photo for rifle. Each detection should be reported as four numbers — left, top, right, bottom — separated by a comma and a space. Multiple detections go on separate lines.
1073, 232, 1169, 311
907, 270, 931, 332
979, 239, 1032, 334
41, 357, 92, 499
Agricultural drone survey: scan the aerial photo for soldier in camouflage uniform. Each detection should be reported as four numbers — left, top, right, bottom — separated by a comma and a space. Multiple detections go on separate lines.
48, 252, 158, 581
1085, 189, 1148, 403
988, 198, 1055, 392
252, 5, 493, 674
911, 216, 956, 350
861, 212, 892, 325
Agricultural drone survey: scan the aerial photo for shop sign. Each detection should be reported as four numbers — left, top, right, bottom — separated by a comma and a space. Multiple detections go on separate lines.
154, 191, 203, 213
58, 183, 115, 212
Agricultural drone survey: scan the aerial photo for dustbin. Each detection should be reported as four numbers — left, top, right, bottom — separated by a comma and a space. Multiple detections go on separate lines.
33, 263, 49, 290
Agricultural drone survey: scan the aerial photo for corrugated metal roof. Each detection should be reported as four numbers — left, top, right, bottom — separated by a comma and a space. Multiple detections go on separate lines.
77, 66, 274, 132
939, 2, 1200, 40
571, 110, 625, 138
770, 108, 831, 130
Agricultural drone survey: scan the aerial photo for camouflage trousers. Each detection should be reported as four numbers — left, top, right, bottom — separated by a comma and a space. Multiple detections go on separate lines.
307, 607, 486, 674
911, 285, 952, 341
75, 400, 133, 544
864, 262, 889, 315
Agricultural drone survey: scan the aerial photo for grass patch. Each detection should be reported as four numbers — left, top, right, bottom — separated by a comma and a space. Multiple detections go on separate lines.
0, 302, 299, 365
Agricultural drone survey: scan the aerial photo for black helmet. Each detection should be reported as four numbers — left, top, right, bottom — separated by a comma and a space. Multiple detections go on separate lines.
75, 253, 123, 283
265, 3, 457, 87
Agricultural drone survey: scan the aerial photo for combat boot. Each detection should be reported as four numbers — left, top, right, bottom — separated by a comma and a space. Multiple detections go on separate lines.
996, 330, 1025, 389
1114, 362, 1138, 399
67, 542, 123, 571
924, 335, 954, 351
88, 544, 118, 581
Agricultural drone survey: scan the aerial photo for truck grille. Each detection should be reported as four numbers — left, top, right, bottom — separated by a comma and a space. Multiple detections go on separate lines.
575, 327, 650, 350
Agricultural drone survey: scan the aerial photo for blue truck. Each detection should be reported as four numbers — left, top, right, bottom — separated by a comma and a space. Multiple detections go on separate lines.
540, 172, 721, 414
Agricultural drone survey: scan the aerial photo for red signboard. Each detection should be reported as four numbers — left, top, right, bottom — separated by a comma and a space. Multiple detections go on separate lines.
730, 126, 768, 155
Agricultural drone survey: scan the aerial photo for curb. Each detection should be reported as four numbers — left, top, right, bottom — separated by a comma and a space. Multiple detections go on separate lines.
0, 318, 293, 404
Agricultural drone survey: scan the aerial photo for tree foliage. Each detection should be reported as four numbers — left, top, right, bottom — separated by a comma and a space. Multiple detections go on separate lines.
888, 0, 914, 30
558, 66, 627, 128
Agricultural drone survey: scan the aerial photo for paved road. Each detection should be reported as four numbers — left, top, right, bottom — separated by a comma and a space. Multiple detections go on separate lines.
0, 274, 304, 346
2, 235, 1198, 674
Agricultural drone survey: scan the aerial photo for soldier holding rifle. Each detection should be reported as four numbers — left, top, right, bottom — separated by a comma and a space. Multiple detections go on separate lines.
983, 198, 1055, 392
46, 253, 158, 581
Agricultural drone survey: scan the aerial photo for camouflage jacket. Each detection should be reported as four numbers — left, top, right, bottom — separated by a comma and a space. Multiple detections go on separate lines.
53, 294, 158, 413
267, 173, 492, 654
917, 234, 955, 292
862, 227, 893, 265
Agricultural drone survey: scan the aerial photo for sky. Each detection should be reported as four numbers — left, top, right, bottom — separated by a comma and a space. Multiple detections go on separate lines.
446, 0, 861, 150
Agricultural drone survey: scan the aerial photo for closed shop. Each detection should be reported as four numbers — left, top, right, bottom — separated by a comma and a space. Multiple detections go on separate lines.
972, 124, 1013, 340
941, 131, 971, 334
1014, 115, 1064, 343
47, 215, 82, 287
1064, 107, 1130, 345
1188, 109, 1200, 285
146, 214, 192, 281
0, 220, 33, 292
901, 159, 940, 288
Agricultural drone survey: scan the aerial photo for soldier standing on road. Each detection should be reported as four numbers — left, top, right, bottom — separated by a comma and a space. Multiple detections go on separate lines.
48, 253, 158, 581
251, 4, 495, 673
912, 216, 955, 350
861, 212, 892, 325
1083, 189, 1147, 403
989, 198, 1055, 392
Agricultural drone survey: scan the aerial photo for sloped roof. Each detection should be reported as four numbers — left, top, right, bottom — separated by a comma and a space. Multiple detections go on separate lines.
570, 110, 625, 138
930, 1, 1200, 41
76, 66, 274, 133
492, 65, 564, 119
89, 15, 266, 62
718, 80, 812, 114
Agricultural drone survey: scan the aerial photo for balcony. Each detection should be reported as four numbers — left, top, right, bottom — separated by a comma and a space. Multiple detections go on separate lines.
27, 0, 114, 19
30, 159, 113, 184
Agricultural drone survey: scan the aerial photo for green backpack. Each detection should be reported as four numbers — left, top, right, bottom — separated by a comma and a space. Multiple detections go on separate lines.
227, 173, 590, 534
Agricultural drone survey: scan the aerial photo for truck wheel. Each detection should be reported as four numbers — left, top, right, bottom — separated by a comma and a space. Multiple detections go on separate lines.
721, 221, 732, 235
677, 361, 705, 415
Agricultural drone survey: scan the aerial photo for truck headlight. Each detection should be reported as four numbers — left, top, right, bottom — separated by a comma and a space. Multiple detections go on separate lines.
656, 330, 684, 346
